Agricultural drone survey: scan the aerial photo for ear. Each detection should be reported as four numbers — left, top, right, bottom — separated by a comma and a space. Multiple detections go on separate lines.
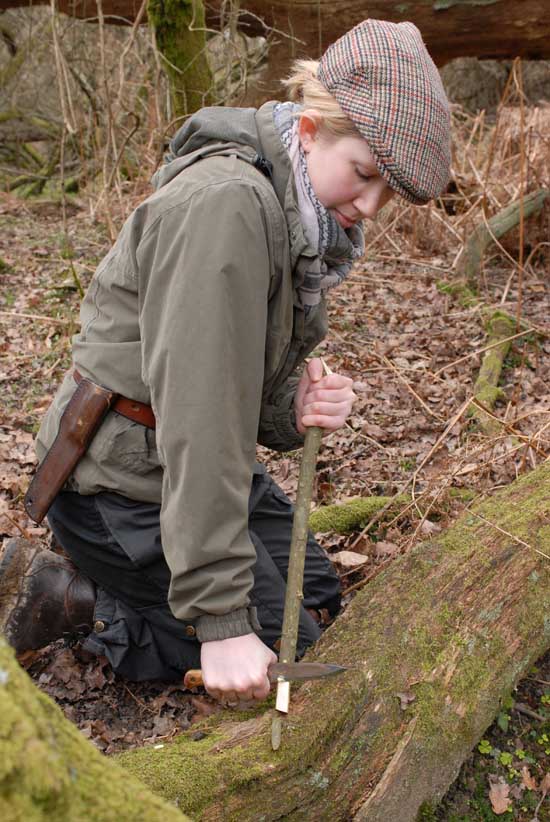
298, 111, 321, 152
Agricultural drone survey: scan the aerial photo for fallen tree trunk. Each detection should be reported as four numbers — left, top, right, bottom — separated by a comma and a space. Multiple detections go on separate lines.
113, 460, 550, 820
0, 639, 189, 821
2, 1, 550, 78
308, 494, 408, 533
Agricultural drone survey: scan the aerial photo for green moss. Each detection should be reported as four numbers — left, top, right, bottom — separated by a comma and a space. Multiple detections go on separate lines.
468, 310, 517, 433
535, 525, 550, 554
308, 494, 409, 533
417, 801, 438, 821
0, 641, 186, 821
448, 488, 477, 502
437, 280, 479, 308
147, 0, 212, 117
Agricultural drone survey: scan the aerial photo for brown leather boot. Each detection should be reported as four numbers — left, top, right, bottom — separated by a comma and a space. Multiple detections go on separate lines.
0, 537, 96, 653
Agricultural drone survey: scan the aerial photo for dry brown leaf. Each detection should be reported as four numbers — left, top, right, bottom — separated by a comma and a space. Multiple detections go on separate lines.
374, 541, 400, 560
333, 550, 369, 569
489, 779, 511, 815
419, 519, 442, 536
521, 766, 537, 791
540, 772, 550, 795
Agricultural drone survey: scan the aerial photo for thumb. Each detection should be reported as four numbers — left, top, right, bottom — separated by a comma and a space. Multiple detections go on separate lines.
307, 357, 324, 383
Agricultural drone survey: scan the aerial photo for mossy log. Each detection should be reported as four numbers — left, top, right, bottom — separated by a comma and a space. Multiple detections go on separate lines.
147, 0, 212, 118
2, 0, 550, 81
309, 494, 409, 534
0, 639, 189, 821
470, 310, 517, 434
109, 460, 550, 821
454, 189, 549, 286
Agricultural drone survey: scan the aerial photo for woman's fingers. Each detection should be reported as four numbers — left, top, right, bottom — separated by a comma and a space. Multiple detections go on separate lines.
200, 634, 276, 705
301, 414, 348, 430
294, 367, 357, 434
302, 387, 355, 406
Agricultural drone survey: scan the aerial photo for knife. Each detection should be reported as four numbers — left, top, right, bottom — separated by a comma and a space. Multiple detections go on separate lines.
183, 661, 347, 690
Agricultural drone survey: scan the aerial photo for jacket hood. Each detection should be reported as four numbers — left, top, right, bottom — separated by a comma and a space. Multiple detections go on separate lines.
151, 102, 314, 272
152, 106, 266, 191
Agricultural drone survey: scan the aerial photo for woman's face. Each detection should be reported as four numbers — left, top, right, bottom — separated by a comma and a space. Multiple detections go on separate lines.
298, 114, 396, 229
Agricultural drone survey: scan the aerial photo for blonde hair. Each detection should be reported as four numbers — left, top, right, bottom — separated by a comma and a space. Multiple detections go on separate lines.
282, 59, 361, 139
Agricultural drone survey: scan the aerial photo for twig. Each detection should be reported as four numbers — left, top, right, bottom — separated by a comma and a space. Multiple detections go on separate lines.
411, 396, 475, 513
1, 511, 32, 540
272, 423, 323, 749
433, 328, 534, 377
466, 510, 549, 560
513, 58, 525, 331
363, 204, 411, 254
381, 355, 444, 422
364, 255, 451, 273
513, 702, 546, 723
122, 682, 156, 714
50, 0, 76, 135
469, 397, 548, 458
0, 311, 69, 325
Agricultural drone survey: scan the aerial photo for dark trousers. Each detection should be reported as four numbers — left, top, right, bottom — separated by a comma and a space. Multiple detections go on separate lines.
48, 471, 341, 682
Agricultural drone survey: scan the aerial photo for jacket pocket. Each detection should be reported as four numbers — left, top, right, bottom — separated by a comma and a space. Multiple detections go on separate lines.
93, 412, 161, 476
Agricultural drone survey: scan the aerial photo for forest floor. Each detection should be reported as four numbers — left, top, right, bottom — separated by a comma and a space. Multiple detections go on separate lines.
0, 183, 549, 820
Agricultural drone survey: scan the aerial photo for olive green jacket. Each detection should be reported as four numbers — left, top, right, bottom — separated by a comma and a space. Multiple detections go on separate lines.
37, 102, 328, 641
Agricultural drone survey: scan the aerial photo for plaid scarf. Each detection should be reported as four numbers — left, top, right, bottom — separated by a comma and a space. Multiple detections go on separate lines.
273, 102, 365, 311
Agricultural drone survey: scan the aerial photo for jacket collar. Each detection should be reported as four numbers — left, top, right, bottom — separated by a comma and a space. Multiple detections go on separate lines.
254, 102, 316, 271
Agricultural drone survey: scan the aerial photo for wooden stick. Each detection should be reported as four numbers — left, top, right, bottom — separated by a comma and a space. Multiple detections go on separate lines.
271, 425, 323, 750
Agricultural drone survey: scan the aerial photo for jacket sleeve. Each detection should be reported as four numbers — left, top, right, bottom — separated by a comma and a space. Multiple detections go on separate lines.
137, 181, 272, 641
257, 373, 306, 452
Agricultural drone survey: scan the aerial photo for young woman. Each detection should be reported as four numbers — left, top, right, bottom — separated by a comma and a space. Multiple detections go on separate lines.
1, 19, 450, 706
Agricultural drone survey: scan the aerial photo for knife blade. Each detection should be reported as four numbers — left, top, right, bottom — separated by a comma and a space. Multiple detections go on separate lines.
183, 661, 347, 690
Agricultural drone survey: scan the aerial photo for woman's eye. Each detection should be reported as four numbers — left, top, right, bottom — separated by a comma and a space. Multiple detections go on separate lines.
356, 168, 371, 181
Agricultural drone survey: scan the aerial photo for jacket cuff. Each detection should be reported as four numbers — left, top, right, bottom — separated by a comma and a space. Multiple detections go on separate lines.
272, 403, 305, 451
195, 606, 262, 642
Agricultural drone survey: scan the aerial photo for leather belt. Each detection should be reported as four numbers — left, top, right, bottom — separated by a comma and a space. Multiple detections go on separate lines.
73, 369, 156, 430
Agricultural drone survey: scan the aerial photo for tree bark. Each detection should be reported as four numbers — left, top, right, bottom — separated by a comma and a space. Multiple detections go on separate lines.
110, 460, 550, 821
0, 639, 189, 821
147, 0, 212, 118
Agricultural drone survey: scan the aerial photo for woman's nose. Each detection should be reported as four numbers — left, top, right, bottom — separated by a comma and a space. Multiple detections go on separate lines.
354, 181, 391, 220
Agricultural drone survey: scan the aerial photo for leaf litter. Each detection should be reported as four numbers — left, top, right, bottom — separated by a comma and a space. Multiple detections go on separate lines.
1, 100, 549, 814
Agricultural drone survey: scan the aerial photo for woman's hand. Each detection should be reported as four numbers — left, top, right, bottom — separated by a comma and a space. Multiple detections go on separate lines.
294, 358, 357, 435
200, 633, 277, 705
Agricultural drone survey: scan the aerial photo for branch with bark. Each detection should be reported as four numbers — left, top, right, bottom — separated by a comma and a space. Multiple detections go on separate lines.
454, 189, 549, 286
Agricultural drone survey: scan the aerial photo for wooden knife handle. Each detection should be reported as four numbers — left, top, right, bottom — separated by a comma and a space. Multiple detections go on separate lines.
184, 669, 204, 689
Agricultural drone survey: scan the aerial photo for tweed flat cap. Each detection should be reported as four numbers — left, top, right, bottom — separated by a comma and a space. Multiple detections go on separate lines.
318, 19, 451, 204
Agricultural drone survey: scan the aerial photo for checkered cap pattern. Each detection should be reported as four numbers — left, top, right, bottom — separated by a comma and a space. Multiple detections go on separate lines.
318, 19, 451, 204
